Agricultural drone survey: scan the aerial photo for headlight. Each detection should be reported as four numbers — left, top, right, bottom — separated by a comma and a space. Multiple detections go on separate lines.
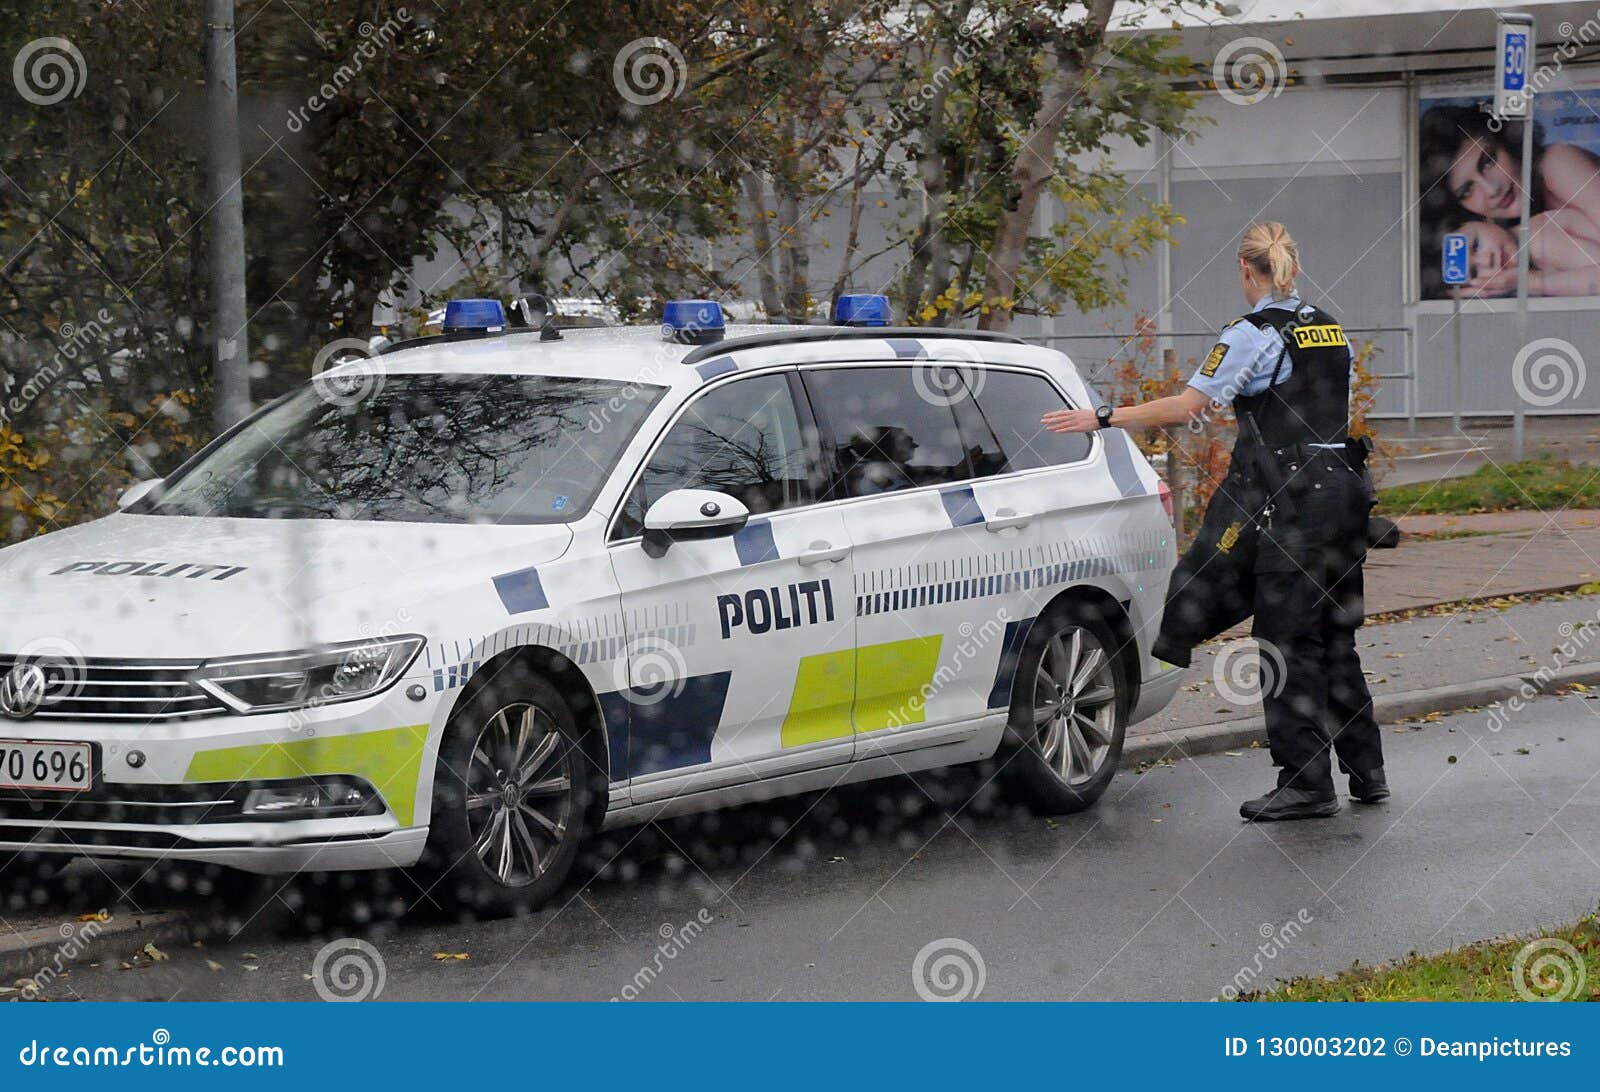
194, 636, 425, 714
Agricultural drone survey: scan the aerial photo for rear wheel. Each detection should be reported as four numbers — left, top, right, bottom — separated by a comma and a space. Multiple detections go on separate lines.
419, 665, 598, 915
1000, 602, 1130, 813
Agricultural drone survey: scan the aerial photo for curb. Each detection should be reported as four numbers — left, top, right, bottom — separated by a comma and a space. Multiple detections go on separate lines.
0, 909, 193, 984
1122, 661, 1600, 769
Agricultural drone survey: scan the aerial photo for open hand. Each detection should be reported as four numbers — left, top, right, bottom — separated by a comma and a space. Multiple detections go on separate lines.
1041, 408, 1100, 433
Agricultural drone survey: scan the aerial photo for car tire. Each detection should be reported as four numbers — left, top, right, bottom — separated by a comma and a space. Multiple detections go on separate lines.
417, 662, 599, 916
1000, 600, 1130, 814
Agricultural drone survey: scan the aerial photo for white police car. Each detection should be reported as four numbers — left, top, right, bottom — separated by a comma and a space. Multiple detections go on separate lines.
0, 295, 1180, 912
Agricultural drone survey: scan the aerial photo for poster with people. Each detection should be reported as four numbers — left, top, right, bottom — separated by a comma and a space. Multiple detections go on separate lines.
1419, 79, 1600, 299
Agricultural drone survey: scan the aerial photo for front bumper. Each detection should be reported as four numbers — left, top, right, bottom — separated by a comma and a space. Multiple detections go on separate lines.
0, 676, 444, 874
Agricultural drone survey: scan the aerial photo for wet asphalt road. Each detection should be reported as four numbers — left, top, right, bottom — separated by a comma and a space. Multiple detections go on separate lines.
14, 690, 1600, 1002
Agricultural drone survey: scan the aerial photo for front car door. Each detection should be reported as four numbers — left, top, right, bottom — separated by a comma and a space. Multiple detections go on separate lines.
607, 370, 857, 805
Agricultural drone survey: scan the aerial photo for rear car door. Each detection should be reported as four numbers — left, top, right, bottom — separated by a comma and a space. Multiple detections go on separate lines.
799, 363, 998, 758
607, 371, 857, 801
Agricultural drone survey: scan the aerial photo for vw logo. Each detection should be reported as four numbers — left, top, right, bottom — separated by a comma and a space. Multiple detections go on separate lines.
0, 663, 48, 719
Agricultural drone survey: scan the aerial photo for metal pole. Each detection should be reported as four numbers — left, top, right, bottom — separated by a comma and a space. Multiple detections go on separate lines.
1513, 111, 1533, 460
206, 0, 251, 430
1155, 130, 1173, 363
1452, 292, 1463, 434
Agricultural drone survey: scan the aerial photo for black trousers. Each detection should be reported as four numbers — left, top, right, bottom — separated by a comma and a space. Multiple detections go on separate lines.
1151, 453, 1385, 792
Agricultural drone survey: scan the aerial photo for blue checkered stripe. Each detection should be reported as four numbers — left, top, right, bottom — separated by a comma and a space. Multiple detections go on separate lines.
854, 532, 1167, 618
425, 607, 696, 689
433, 660, 484, 693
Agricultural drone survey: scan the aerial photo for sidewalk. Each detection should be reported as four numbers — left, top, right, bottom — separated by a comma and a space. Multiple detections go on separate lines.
1136, 510, 1600, 742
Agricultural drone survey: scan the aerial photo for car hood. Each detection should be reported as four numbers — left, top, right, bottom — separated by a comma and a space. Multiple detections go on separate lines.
0, 514, 573, 660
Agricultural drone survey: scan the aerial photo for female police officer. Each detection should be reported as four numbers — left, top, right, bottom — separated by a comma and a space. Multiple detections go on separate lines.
1042, 222, 1386, 822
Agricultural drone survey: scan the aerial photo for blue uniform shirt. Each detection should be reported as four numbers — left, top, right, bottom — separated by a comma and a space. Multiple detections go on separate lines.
1187, 294, 1354, 404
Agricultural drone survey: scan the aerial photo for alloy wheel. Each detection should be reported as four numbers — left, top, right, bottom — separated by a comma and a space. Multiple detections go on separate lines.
464, 702, 575, 888
1032, 626, 1118, 787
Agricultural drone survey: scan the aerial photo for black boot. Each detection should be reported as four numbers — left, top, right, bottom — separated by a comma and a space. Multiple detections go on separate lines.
1348, 769, 1389, 803
1239, 784, 1340, 822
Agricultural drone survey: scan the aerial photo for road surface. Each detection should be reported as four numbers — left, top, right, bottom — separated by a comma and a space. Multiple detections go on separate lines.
13, 690, 1599, 1002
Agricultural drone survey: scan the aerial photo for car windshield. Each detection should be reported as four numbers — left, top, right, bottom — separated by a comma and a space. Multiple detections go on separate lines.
144, 372, 665, 524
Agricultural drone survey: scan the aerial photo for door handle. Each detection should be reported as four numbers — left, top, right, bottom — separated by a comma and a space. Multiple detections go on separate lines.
798, 541, 850, 566
985, 508, 1033, 532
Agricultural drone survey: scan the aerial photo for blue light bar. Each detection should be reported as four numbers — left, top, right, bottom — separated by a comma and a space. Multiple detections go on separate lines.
833, 293, 890, 327
662, 299, 725, 345
442, 298, 507, 332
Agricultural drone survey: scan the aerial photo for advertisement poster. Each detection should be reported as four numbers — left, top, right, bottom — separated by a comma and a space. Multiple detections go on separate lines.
1419, 77, 1600, 299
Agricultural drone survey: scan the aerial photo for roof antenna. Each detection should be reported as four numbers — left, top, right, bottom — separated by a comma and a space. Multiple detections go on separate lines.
540, 314, 563, 341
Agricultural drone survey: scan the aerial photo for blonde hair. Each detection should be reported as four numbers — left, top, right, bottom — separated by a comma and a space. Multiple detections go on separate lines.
1238, 221, 1299, 296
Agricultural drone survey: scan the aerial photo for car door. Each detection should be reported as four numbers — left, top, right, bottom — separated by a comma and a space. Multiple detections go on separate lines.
799, 363, 1000, 758
607, 370, 857, 801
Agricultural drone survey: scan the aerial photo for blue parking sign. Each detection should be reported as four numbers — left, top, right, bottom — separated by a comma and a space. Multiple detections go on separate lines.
1442, 232, 1470, 285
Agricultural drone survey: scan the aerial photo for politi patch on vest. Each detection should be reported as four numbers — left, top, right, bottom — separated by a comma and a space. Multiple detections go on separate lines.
1290, 323, 1347, 349
1200, 342, 1229, 377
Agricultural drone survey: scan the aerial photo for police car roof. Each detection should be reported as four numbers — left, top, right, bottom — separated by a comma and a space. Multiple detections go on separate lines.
338, 321, 1054, 391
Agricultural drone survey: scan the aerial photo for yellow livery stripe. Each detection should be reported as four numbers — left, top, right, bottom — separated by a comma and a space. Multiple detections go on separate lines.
184, 723, 430, 825
780, 635, 945, 745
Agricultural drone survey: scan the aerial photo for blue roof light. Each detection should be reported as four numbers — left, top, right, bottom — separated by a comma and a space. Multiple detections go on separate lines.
442, 298, 507, 332
833, 293, 891, 327
662, 299, 725, 345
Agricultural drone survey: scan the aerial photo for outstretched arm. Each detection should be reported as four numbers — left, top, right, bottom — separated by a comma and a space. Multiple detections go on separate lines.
1042, 387, 1212, 433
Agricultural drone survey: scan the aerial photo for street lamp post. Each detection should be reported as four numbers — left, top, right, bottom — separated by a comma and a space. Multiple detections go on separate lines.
205, 0, 251, 430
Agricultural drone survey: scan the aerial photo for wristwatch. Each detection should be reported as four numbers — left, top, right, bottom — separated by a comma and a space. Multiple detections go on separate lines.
1094, 404, 1115, 430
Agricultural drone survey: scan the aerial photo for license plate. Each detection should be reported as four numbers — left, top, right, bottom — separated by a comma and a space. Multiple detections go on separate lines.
0, 740, 93, 792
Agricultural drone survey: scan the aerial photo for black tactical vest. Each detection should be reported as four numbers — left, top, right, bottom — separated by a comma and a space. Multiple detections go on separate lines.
1232, 302, 1351, 447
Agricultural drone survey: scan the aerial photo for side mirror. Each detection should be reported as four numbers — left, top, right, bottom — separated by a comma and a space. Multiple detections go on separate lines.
117, 478, 164, 511
641, 489, 750, 559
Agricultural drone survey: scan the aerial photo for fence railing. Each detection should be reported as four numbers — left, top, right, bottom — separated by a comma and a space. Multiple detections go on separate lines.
1027, 325, 1418, 433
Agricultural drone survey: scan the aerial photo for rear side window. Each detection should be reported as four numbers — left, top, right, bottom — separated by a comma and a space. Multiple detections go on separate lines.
966, 369, 1093, 472
804, 367, 970, 499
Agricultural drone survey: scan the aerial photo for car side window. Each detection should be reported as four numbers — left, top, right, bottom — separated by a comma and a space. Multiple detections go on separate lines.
804, 367, 972, 499
613, 373, 812, 539
968, 369, 1093, 472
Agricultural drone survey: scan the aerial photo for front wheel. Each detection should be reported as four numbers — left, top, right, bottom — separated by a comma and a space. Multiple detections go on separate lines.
1000, 602, 1130, 813
419, 665, 597, 915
